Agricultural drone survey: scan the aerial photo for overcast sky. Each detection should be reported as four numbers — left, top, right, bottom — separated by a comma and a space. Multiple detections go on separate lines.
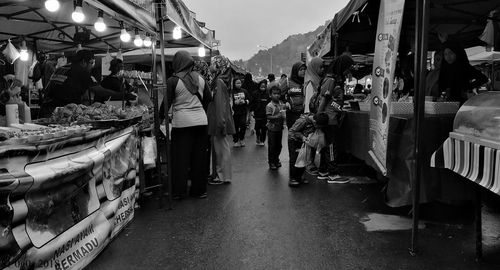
183, 0, 350, 60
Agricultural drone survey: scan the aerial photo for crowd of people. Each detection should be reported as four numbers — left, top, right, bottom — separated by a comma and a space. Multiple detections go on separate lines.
165, 50, 358, 200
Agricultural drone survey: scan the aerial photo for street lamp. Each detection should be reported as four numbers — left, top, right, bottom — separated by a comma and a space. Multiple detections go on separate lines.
257, 45, 273, 74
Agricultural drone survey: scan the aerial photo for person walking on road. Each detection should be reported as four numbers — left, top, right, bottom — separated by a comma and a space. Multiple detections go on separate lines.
166, 51, 212, 199
207, 55, 235, 185
250, 79, 270, 146
232, 78, 250, 147
285, 62, 306, 129
266, 86, 286, 170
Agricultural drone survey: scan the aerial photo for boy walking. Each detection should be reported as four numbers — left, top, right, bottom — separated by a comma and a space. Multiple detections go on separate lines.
288, 112, 329, 187
266, 86, 285, 170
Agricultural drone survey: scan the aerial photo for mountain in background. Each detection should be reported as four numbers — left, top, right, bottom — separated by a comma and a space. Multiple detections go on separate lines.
233, 21, 329, 78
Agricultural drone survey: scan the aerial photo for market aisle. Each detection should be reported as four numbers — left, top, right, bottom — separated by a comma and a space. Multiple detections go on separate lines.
88, 133, 500, 270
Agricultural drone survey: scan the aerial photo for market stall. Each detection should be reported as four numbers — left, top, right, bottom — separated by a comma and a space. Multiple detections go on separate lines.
0, 0, 218, 269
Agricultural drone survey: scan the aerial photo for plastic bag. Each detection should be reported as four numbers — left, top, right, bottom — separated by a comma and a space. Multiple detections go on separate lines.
142, 136, 157, 169
2, 40, 20, 64
294, 143, 307, 168
314, 148, 321, 168
306, 129, 326, 149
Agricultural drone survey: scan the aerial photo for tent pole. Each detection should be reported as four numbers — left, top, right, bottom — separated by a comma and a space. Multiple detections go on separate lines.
151, 38, 164, 209
156, 0, 173, 210
410, 0, 430, 256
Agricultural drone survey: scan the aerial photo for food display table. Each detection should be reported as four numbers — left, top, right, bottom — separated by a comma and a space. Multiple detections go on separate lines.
431, 92, 500, 259
338, 110, 473, 207
0, 125, 140, 270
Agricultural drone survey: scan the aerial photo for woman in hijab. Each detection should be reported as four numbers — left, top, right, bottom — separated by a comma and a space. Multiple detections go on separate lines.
439, 40, 488, 104
206, 55, 235, 185
303, 57, 323, 115
242, 72, 258, 94
166, 50, 212, 199
285, 61, 306, 128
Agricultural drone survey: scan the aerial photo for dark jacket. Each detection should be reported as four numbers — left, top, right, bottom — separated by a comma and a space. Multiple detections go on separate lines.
231, 88, 250, 116
318, 76, 343, 126
250, 89, 270, 119
208, 78, 235, 136
288, 114, 316, 142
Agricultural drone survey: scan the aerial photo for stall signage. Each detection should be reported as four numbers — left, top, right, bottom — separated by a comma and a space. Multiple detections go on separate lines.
3, 128, 139, 270
368, 0, 405, 175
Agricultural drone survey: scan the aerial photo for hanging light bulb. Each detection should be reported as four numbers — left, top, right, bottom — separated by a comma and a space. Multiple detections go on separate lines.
173, 26, 182, 40
143, 36, 152, 47
134, 29, 143, 47
71, 1, 85, 23
20, 40, 29, 62
198, 46, 206, 57
120, 22, 131, 42
94, 10, 106, 32
45, 0, 60, 12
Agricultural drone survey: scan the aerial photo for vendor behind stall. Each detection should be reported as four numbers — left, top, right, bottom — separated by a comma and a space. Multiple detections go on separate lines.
40, 50, 133, 117
97, 58, 132, 103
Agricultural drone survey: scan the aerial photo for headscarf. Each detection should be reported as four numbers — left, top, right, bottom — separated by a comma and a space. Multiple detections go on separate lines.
304, 57, 323, 89
172, 50, 199, 94
242, 72, 257, 92
328, 54, 354, 82
289, 61, 306, 86
209, 55, 230, 88
439, 40, 471, 101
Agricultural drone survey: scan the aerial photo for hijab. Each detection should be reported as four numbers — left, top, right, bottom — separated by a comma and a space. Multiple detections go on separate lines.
242, 73, 257, 92
304, 57, 323, 89
172, 50, 199, 94
209, 55, 230, 89
439, 40, 471, 101
290, 61, 306, 86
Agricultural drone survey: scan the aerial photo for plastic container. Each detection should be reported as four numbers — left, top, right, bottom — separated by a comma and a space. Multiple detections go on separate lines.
6, 104, 19, 126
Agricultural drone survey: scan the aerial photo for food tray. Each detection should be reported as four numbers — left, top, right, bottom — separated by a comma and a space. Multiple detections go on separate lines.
79, 116, 143, 129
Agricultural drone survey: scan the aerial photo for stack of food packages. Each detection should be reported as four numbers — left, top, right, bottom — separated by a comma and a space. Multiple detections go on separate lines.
0, 103, 148, 145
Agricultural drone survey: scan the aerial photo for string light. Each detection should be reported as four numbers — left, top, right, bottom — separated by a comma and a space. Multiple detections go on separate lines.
120, 22, 131, 42
173, 26, 182, 40
198, 46, 206, 57
44, 0, 60, 12
20, 40, 29, 62
94, 10, 106, 32
71, 0, 85, 23
134, 29, 143, 47
143, 36, 152, 47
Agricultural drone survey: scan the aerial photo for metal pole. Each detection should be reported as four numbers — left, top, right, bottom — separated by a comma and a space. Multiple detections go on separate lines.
156, 0, 172, 209
410, 0, 430, 255
270, 52, 273, 74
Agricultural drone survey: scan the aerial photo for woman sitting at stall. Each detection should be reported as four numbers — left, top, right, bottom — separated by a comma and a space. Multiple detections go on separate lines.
439, 40, 488, 104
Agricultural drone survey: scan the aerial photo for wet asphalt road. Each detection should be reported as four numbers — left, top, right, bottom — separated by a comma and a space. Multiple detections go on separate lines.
87, 133, 500, 270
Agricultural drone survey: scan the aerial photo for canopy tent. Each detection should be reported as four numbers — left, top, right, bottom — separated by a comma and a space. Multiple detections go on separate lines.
0, 0, 217, 53
309, 0, 500, 57
96, 47, 211, 64
467, 48, 500, 66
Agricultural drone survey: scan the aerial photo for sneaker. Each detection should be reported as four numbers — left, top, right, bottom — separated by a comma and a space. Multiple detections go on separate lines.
306, 168, 319, 176
190, 192, 208, 199
233, 141, 240, 148
327, 175, 351, 184
222, 179, 232, 184
269, 163, 278, 170
259, 142, 266, 146
240, 141, 246, 147
317, 172, 329, 180
288, 179, 300, 187
208, 178, 224, 185
256, 140, 261, 145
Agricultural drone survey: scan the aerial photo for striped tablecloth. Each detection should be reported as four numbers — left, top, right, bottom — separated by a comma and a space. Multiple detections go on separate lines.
431, 132, 500, 195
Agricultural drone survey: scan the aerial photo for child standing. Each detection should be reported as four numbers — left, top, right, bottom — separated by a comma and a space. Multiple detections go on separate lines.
250, 79, 270, 146
288, 112, 329, 187
232, 78, 250, 147
266, 86, 285, 170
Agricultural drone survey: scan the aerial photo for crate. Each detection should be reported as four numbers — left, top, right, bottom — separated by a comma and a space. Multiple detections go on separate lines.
425, 101, 460, 114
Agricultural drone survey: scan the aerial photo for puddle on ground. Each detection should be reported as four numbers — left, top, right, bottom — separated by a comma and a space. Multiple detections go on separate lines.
360, 213, 425, 232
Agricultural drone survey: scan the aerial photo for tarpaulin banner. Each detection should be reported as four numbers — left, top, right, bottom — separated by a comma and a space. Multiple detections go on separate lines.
0, 127, 139, 270
307, 23, 332, 60
368, 0, 405, 175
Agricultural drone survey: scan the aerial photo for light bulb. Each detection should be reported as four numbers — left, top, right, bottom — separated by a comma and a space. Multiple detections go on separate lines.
134, 35, 143, 47
173, 26, 182, 40
20, 49, 29, 61
72, 6, 85, 23
198, 46, 206, 57
45, 0, 60, 12
94, 13, 106, 32
143, 37, 152, 47
120, 29, 131, 42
